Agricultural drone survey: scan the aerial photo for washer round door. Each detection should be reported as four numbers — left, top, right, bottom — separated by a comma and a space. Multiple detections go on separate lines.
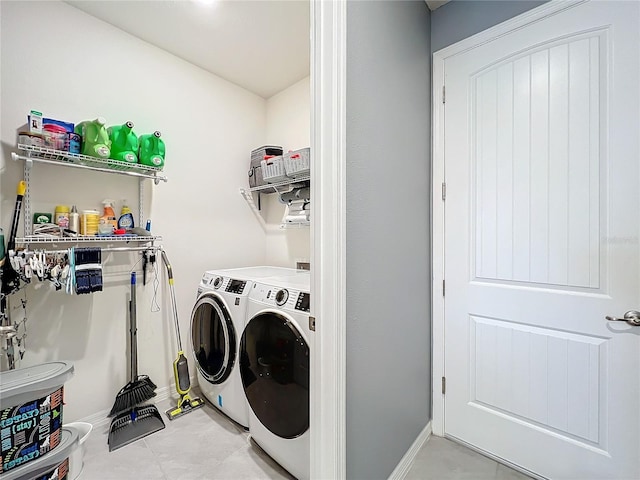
191, 293, 236, 384
240, 311, 309, 439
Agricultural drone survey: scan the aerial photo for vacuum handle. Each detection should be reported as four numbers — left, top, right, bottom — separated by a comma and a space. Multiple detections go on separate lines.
6, 181, 26, 253
130, 272, 138, 380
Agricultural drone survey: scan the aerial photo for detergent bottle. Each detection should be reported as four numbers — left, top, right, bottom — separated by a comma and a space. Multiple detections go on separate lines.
75, 118, 111, 158
108, 121, 139, 163
138, 131, 165, 168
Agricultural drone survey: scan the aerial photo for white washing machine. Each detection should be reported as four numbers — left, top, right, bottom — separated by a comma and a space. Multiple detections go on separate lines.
240, 273, 312, 480
191, 267, 301, 428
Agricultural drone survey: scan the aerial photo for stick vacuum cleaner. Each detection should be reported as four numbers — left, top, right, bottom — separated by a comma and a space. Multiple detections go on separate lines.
160, 249, 204, 420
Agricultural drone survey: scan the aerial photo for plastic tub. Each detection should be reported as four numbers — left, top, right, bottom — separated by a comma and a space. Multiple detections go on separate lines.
0, 361, 74, 474
283, 147, 310, 178
261, 155, 289, 183
64, 422, 92, 480
0, 426, 79, 480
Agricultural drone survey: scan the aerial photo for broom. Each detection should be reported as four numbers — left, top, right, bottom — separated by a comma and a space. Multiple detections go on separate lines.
109, 272, 157, 416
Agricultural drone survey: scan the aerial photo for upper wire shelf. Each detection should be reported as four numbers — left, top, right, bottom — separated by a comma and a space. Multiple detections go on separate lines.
12, 144, 168, 183
247, 174, 310, 192
16, 235, 161, 245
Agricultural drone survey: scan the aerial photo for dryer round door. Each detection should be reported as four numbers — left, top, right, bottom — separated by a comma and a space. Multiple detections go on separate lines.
240, 311, 309, 439
191, 293, 236, 384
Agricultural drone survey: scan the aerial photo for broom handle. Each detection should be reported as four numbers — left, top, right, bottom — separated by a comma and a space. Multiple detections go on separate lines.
130, 272, 138, 380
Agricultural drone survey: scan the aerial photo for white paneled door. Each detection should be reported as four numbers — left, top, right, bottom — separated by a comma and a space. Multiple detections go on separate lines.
442, 2, 639, 479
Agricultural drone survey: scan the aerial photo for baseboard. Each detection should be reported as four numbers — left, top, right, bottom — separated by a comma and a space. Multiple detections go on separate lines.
387, 421, 432, 480
76, 384, 173, 432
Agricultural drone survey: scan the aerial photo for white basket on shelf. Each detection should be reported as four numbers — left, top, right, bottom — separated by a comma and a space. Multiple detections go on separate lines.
261, 155, 289, 183
283, 148, 310, 178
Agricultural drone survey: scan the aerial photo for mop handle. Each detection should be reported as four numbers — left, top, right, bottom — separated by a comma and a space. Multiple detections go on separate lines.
130, 272, 138, 380
160, 249, 183, 352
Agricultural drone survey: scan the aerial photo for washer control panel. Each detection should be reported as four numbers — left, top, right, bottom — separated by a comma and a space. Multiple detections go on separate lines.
225, 278, 247, 294
199, 273, 248, 295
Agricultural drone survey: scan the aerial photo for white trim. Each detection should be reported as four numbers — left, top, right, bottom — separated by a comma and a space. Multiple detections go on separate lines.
435, 0, 585, 60
310, 0, 347, 479
431, 0, 587, 439
387, 422, 433, 480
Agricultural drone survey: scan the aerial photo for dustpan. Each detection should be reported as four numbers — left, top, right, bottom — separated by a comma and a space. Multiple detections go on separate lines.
108, 404, 165, 452
109, 272, 157, 417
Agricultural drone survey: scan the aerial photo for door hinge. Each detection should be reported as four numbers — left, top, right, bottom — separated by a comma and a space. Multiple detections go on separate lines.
442, 85, 446, 104
309, 316, 316, 332
442, 376, 446, 394
442, 279, 445, 296
441, 182, 446, 201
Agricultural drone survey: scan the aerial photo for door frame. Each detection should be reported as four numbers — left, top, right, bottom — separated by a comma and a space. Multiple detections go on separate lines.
310, 0, 347, 478
431, 0, 586, 438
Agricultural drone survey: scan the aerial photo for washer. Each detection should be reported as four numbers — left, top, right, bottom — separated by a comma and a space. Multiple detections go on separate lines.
241, 273, 311, 480
190, 267, 301, 428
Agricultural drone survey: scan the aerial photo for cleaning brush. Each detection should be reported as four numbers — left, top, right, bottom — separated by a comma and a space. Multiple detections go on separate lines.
109, 374, 157, 417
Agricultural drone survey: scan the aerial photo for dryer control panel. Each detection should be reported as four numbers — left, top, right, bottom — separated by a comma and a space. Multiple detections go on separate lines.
295, 292, 310, 313
250, 283, 309, 313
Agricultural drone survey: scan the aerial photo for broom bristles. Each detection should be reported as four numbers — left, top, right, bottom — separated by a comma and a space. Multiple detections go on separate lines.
109, 377, 157, 417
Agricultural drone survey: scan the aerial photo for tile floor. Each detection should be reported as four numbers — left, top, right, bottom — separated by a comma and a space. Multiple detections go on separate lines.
82, 394, 294, 480
82, 393, 531, 480
405, 436, 533, 480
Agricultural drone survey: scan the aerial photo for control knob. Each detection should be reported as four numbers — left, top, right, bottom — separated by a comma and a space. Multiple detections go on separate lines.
213, 276, 223, 289
275, 289, 289, 306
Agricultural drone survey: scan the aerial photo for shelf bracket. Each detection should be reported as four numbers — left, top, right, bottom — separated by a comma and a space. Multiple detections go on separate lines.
23, 156, 32, 236
139, 178, 145, 228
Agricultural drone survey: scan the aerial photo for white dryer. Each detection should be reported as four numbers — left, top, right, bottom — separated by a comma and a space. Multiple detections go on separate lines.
240, 273, 312, 480
191, 267, 300, 429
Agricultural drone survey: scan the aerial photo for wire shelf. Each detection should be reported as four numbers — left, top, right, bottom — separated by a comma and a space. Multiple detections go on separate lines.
16, 235, 161, 245
280, 222, 310, 229
248, 175, 310, 192
13, 144, 168, 183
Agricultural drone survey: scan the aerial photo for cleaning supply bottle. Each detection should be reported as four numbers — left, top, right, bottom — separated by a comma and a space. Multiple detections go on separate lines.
118, 201, 135, 230
75, 117, 111, 158
108, 121, 139, 163
69, 205, 80, 233
138, 131, 165, 168
99, 199, 117, 234
54, 205, 70, 229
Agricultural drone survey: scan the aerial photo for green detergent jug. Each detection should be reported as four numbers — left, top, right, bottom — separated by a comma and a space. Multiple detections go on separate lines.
75, 117, 111, 158
108, 121, 139, 163
138, 131, 165, 168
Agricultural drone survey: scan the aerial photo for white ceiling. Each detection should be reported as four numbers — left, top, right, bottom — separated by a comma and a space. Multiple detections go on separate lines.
66, 0, 310, 99
426, 1, 450, 10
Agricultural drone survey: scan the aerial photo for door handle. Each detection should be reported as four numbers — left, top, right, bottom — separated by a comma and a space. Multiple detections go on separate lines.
606, 310, 640, 326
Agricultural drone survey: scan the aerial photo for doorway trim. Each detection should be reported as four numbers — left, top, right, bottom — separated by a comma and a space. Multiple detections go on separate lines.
431, 0, 585, 437
310, 0, 347, 478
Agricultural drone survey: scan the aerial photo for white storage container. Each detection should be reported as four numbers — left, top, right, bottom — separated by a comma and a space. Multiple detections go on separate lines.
261, 155, 289, 183
0, 361, 74, 475
283, 147, 310, 178
1, 426, 79, 480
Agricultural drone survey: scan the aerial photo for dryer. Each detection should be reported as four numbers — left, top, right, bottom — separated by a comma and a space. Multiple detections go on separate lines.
191, 266, 300, 428
240, 273, 311, 480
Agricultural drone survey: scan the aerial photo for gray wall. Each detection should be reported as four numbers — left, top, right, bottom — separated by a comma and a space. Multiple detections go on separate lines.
346, 1, 431, 479
431, 0, 548, 52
